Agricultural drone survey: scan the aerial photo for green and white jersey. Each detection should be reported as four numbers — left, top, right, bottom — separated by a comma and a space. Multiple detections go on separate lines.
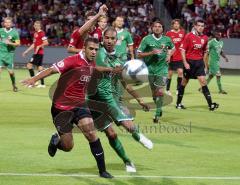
208, 38, 223, 67
137, 34, 174, 76
96, 47, 124, 98
0, 28, 20, 53
115, 28, 133, 61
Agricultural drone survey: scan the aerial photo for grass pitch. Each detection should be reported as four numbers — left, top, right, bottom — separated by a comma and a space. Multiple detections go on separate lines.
0, 69, 240, 185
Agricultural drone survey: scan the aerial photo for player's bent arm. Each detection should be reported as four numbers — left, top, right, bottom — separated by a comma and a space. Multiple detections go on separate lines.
21, 67, 58, 86
121, 80, 150, 111
7, 40, 20, 47
22, 44, 34, 55
78, 5, 107, 37
128, 45, 135, 59
95, 66, 122, 73
166, 47, 175, 62
67, 46, 81, 53
137, 50, 153, 58
180, 49, 190, 69
220, 51, 229, 62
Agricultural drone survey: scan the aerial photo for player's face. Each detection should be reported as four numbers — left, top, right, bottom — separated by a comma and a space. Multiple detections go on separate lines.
98, 18, 108, 30
84, 42, 99, 62
115, 17, 124, 28
152, 23, 163, 35
215, 32, 221, 40
103, 30, 117, 52
4, 19, 12, 29
173, 21, 180, 30
34, 23, 41, 31
194, 22, 205, 34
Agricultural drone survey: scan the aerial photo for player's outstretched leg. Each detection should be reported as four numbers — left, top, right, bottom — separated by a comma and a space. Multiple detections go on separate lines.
77, 117, 113, 178
216, 76, 227, 94
121, 121, 153, 150
37, 66, 46, 88
105, 126, 136, 173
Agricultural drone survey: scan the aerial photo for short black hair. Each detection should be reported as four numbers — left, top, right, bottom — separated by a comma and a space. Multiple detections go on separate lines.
84, 37, 99, 47
152, 17, 163, 25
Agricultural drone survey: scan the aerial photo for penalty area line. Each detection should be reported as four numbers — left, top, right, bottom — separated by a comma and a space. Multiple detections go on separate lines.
0, 173, 240, 180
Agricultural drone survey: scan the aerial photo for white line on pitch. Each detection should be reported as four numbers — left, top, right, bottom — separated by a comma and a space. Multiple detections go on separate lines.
0, 173, 240, 180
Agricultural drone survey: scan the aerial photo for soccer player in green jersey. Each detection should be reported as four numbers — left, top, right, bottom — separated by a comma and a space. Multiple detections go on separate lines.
206, 31, 229, 94
114, 16, 134, 61
89, 27, 153, 172
137, 18, 175, 123
0, 17, 20, 92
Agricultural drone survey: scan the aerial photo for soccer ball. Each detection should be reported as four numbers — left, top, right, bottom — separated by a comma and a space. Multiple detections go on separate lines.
122, 59, 149, 84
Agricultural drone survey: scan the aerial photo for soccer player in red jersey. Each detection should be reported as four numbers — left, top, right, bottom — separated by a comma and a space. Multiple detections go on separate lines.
21, 37, 121, 178
67, 6, 107, 53
22, 21, 48, 88
166, 19, 185, 95
176, 20, 219, 111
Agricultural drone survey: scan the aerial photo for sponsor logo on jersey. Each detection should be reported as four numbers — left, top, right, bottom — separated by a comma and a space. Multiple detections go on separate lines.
173, 38, 181, 42
194, 44, 202, 49
80, 75, 91, 82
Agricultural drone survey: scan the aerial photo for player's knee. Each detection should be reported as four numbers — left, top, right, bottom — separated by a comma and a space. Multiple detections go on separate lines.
106, 129, 117, 139
155, 88, 164, 97
27, 63, 32, 69
38, 66, 44, 71
61, 140, 74, 152
85, 130, 98, 142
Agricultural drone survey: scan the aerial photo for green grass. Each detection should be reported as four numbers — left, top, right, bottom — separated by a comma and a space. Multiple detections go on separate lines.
0, 69, 240, 185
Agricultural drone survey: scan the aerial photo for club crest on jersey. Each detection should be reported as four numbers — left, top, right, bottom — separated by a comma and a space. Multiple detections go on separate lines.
179, 34, 183, 37
57, 61, 64, 68
201, 39, 205, 44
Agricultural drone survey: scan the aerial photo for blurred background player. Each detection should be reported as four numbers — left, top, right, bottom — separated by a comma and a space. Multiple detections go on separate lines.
137, 18, 175, 123
177, 20, 219, 111
0, 17, 20, 92
67, 10, 104, 53
113, 15, 134, 61
205, 30, 229, 94
22, 21, 48, 88
97, 15, 108, 34
166, 19, 185, 95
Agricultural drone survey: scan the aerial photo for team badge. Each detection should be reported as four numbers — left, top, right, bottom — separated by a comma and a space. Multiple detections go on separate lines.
57, 61, 64, 68
201, 39, 205, 44
179, 34, 183, 37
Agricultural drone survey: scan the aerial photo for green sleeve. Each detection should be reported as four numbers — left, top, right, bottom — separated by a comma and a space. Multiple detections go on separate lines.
168, 37, 174, 49
13, 30, 20, 41
96, 50, 108, 67
137, 37, 147, 52
207, 40, 213, 52
126, 31, 133, 45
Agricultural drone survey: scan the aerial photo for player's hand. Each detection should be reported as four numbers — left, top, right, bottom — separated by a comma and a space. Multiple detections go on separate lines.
183, 62, 190, 70
112, 66, 123, 74
138, 100, 150, 112
98, 4, 108, 16
20, 78, 36, 87
151, 49, 161, 55
5, 39, 11, 45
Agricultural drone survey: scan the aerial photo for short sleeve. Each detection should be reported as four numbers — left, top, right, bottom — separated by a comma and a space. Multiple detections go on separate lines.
41, 31, 47, 41
126, 32, 134, 45
13, 30, 20, 41
137, 37, 147, 53
53, 55, 76, 74
69, 31, 80, 48
180, 34, 189, 51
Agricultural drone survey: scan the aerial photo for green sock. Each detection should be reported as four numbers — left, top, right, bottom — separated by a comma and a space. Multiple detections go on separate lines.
132, 126, 140, 141
108, 137, 130, 163
155, 96, 163, 117
9, 73, 16, 85
217, 77, 222, 92
207, 77, 212, 84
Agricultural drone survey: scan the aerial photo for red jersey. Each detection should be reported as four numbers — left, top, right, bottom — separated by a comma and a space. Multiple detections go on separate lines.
52, 52, 95, 110
180, 31, 208, 60
33, 30, 47, 55
166, 29, 185, 62
68, 28, 102, 50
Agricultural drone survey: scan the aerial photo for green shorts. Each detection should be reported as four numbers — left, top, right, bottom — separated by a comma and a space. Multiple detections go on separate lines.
148, 74, 168, 92
209, 65, 221, 76
0, 52, 14, 69
88, 91, 133, 131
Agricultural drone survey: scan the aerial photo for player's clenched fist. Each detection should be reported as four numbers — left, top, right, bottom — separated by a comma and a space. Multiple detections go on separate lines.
98, 4, 108, 16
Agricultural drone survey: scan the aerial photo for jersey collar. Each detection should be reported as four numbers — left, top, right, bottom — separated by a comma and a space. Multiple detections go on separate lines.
79, 50, 89, 64
103, 47, 116, 55
117, 28, 124, 33
152, 34, 162, 40
4, 28, 12, 33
